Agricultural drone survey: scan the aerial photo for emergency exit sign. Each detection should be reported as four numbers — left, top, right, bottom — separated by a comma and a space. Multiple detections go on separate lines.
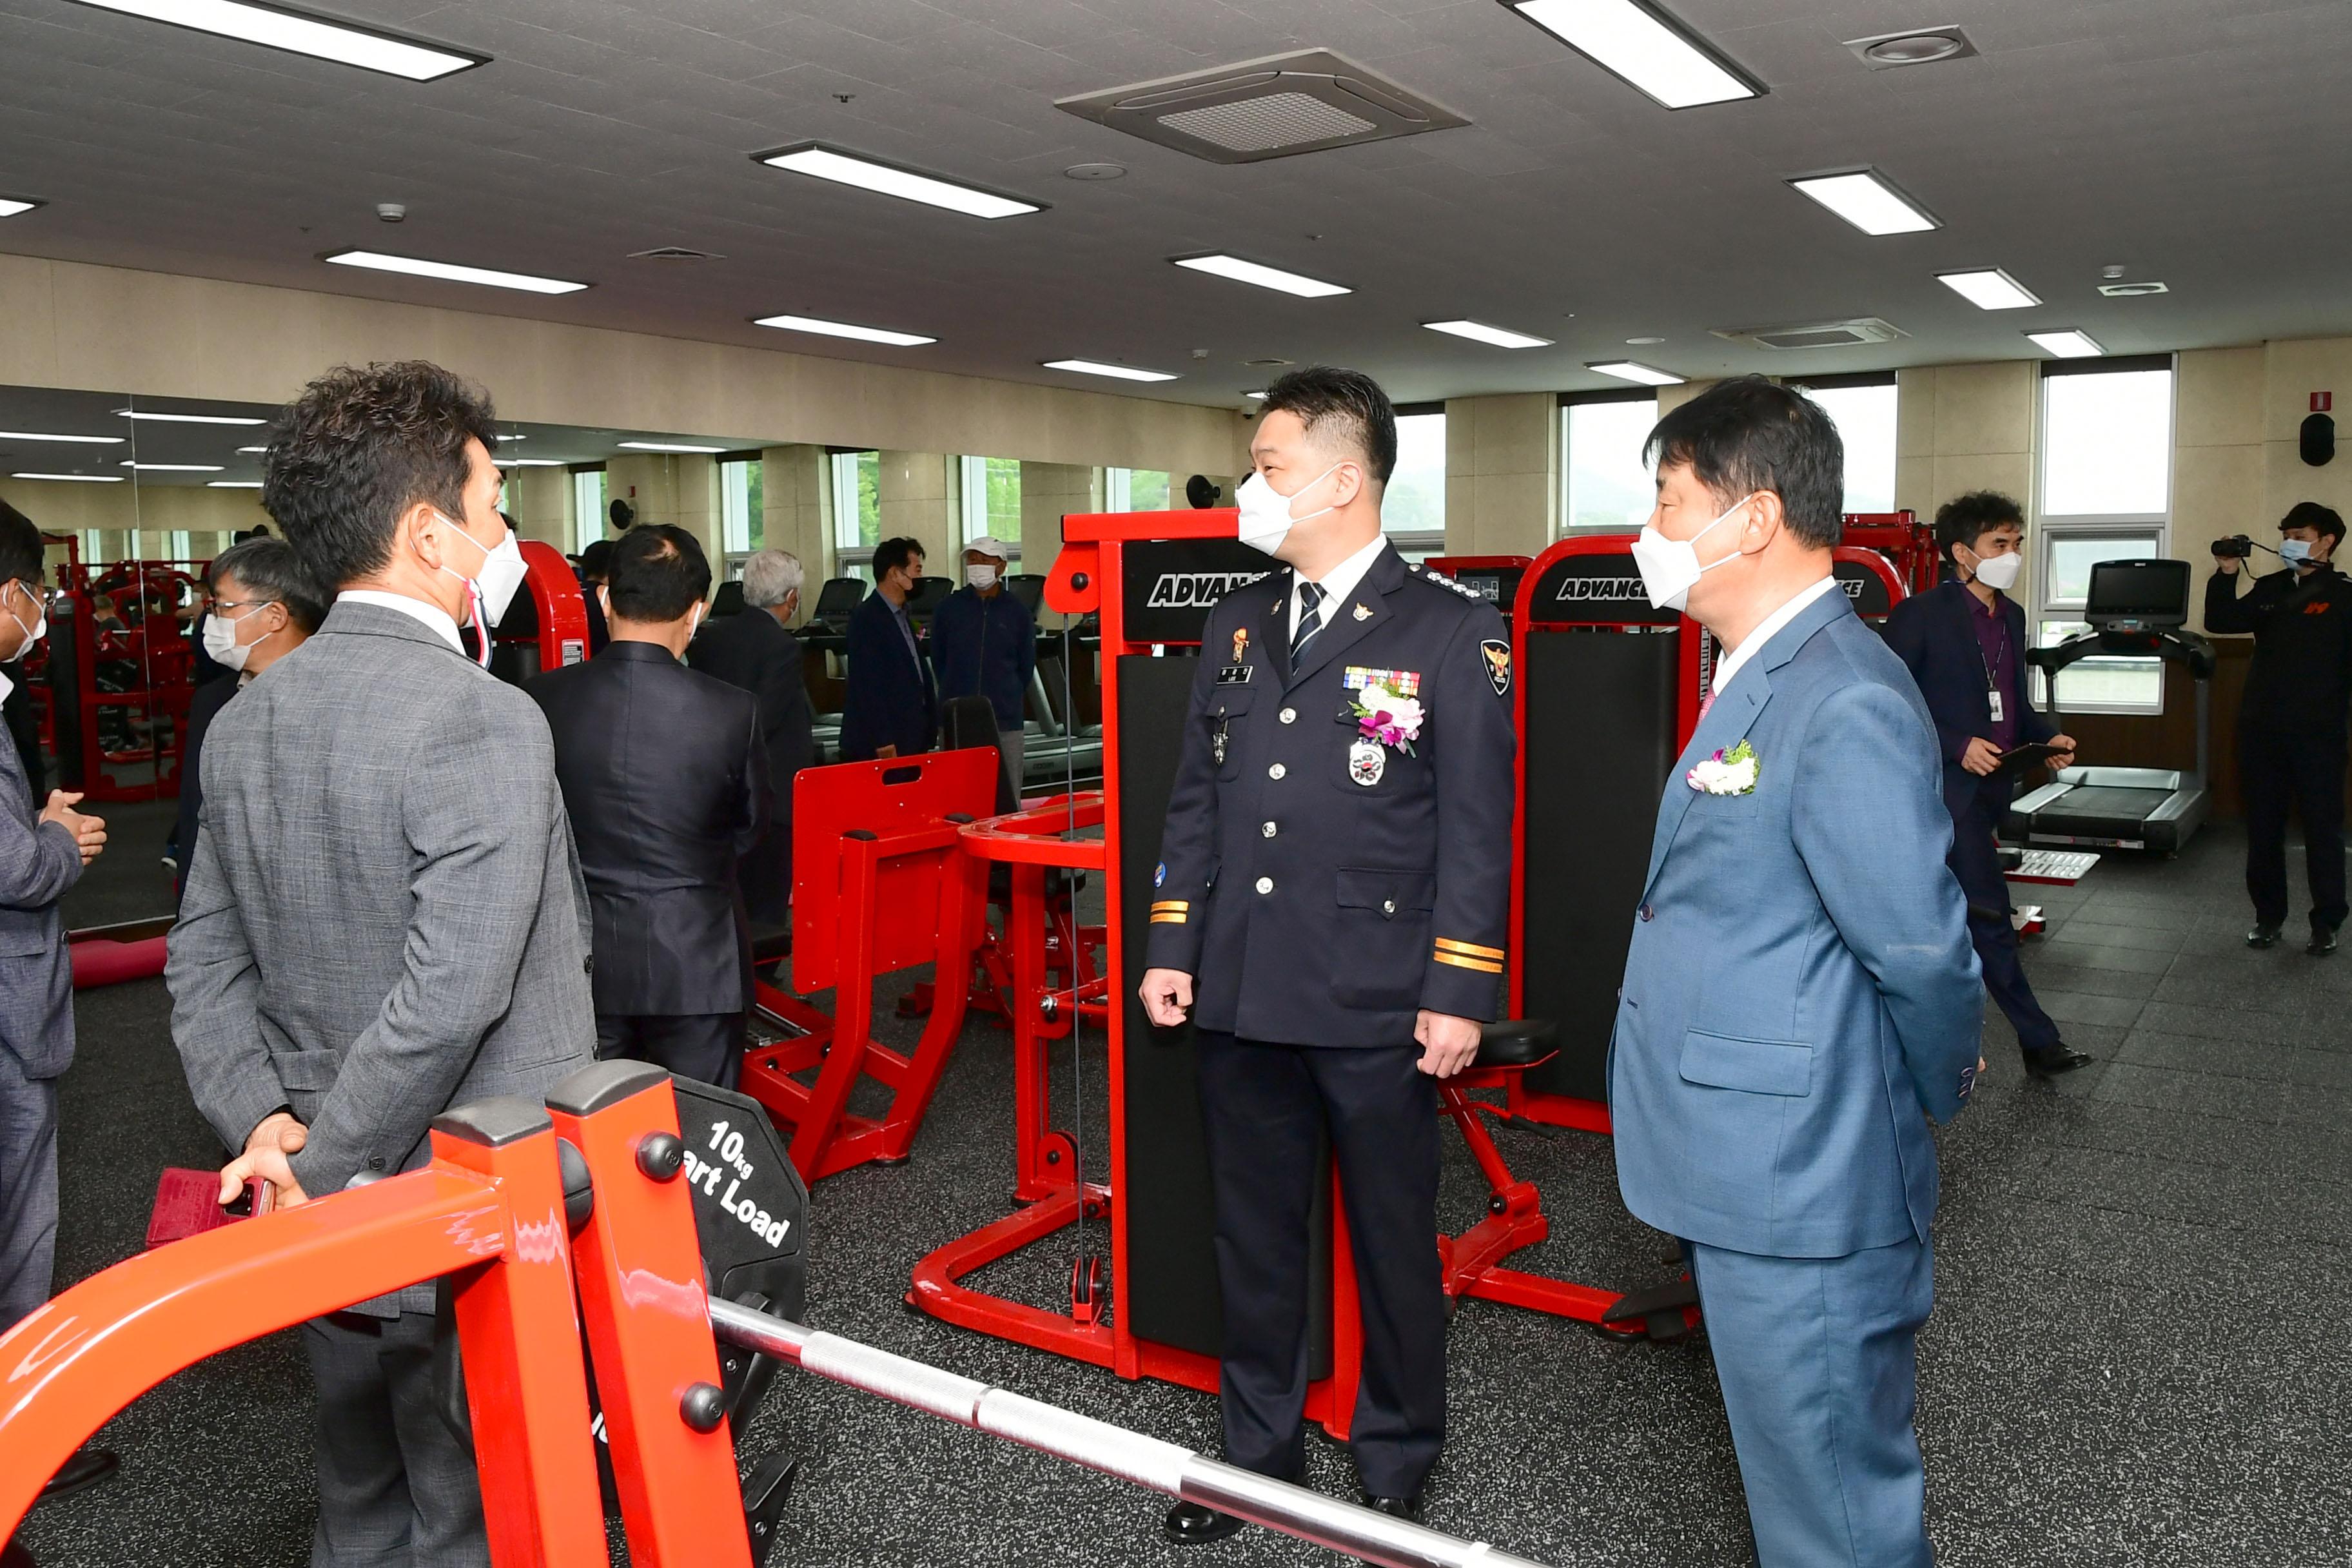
2316, 392, 2333, 413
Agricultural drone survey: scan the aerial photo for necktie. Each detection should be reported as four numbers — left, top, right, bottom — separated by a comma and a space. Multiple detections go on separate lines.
1291, 580, 1324, 664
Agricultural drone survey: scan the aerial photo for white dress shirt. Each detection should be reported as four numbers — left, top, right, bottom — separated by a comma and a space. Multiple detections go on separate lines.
1289, 532, 1390, 643
1711, 574, 1840, 696
337, 589, 464, 654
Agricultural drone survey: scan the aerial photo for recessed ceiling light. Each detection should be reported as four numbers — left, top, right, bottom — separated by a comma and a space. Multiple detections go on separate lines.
755, 144, 1041, 220
115, 409, 266, 426
59, 0, 484, 81
1063, 162, 1126, 181
0, 431, 123, 444
1244, 390, 1268, 400
1511, 0, 1760, 110
1171, 254, 1351, 299
1845, 26, 1977, 69
2026, 329, 2104, 359
1787, 169, 1940, 236
495, 433, 525, 442
206, 480, 265, 488
752, 313, 937, 347
324, 249, 589, 295
1041, 359, 1180, 382
2099, 280, 2170, 299
1625, 335, 1667, 345
11, 472, 122, 482
1937, 268, 2041, 311
0, 199, 42, 219
121, 462, 224, 471
1588, 360, 1685, 386
495, 458, 566, 467
1424, 318, 1554, 349
618, 441, 725, 454
237, 446, 268, 453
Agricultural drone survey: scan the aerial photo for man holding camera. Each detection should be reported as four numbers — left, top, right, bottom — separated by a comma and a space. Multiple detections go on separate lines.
2210, 503, 2352, 954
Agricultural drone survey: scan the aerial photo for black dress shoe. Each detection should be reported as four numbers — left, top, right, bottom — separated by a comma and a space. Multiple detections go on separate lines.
2309, 928, 2338, 957
1164, 1500, 1243, 1546
1362, 1494, 1426, 1524
2248, 923, 2284, 949
2023, 1044, 2093, 1078
40, 1446, 117, 1502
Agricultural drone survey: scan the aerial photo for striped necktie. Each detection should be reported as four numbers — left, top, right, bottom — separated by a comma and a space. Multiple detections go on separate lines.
1291, 580, 1325, 663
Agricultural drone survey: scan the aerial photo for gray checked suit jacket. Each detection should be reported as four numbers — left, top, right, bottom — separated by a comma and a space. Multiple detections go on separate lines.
167, 600, 596, 1314
0, 721, 82, 1080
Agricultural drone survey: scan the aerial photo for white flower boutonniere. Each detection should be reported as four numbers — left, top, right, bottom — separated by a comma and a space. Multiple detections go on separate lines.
1349, 681, 1424, 755
1687, 738, 1759, 796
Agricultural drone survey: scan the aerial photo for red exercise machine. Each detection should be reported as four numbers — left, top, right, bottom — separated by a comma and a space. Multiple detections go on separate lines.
1842, 509, 1937, 594
41, 545, 206, 805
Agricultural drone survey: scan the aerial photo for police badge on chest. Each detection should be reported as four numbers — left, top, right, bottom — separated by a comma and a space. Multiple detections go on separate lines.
1348, 736, 1386, 787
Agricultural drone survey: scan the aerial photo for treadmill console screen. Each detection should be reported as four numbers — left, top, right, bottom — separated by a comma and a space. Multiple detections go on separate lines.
2086, 558, 2190, 629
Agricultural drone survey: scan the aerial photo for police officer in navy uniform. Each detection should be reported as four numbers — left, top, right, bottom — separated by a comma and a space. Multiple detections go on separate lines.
1139, 368, 1516, 1542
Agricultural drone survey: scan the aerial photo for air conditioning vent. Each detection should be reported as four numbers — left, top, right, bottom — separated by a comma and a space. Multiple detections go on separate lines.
1057, 50, 1467, 165
629, 246, 721, 262
1711, 317, 1909, 351
2098, 280, 2169, 297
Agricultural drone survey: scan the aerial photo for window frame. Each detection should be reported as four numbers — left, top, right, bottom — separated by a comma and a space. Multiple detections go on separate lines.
828, 449, 881, 579
956, 455, 1023, 563
1558, 387, 1660, 538
718, 450, 762, 556
567, 464, 607, 556
1384, 402, 1447, 559
1788, 371, 1899, 516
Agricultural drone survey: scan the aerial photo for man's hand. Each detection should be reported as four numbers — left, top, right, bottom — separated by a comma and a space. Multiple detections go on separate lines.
1139, 968, 1194, 1029
219, 1112, 309, 1207
1414, 1011, 1482, 1079
876, 744, 899, 760
1961, 737, 2003, 777
40, 790, 106, 864
2046, 732, 2078, 772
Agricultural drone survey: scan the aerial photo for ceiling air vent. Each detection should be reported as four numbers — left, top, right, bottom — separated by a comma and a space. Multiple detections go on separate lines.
2099, 280, 2169, 297
1712, 317, 1909, 352
1057, 50, 1467, 166
629, 246, 722, 262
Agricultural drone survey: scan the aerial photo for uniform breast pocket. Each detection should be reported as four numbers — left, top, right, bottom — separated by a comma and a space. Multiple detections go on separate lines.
1205, 689, 1257, 781
1325, 712, 1427, 797
1330, 867, 1435, 1010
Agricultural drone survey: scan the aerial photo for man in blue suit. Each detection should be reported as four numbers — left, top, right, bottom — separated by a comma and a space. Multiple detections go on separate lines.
838, 536, 936, 761
1883, 493, 2091, 1078
1612, 378, 1983, 1568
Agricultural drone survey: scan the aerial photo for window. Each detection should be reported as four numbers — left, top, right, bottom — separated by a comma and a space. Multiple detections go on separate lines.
2033, 357, 2175, 714
1560, 391, 1658, 534
1796, 375, 1897, 514
167, 530, 191, 562
720, 456, 763, 555
570, 467, 607, 555
1386, 406, 1446, 560
957, 456, 1021, 558
829, 450, 881, 578
1106, 468, 1171, 511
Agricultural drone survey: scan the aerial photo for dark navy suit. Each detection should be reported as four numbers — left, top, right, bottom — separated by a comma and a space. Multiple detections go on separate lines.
1883, 580, 2063, 1054
838, 589, 936, 762
1145, 542, 1515, 1497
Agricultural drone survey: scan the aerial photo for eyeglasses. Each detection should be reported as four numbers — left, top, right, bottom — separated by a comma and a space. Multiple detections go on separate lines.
213, 598, 277, 615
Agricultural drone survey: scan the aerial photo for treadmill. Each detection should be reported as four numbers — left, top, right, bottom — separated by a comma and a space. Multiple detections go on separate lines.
2006, 558, 2216, 856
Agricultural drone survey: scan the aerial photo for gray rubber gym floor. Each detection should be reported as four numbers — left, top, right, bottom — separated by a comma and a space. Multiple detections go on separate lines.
17, 799, 2351, 1567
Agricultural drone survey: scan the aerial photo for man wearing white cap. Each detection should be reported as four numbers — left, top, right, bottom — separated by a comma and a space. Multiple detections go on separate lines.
930, 535, 1035, 796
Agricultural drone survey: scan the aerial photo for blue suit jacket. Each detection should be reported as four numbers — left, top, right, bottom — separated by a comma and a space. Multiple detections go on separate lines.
1610, 588, 1983, 1259
838, 589, 936, 761
1881, 581, 2058, 821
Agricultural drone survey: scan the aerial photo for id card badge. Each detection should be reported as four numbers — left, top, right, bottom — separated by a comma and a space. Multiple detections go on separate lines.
1988, 689, 2005, 723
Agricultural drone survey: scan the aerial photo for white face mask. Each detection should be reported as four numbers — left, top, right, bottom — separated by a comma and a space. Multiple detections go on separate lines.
1632, 492, 1756, 612
435, 516, 529, 627
966, 564, 999, 591
1966, 549, 2023, 593
1234, 462, 1341, 557
3, 583, 41, 663
202, 603, 277, 673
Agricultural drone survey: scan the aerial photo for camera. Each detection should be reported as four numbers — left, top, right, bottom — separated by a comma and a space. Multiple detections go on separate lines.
2212, 535, 2255, 559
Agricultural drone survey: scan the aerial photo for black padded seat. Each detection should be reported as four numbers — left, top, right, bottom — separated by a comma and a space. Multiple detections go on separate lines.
1473, 1017, 1558, 1071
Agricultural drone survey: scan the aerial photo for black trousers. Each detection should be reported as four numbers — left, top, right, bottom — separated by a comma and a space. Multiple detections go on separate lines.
2242, 723, 2348, 934
1193, 1032, 1445, 1498
595, 1012, 742, 1090
1948, 787, 2061, 1053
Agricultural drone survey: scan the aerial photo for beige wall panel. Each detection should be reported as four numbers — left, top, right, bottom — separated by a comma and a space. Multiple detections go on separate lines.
1894, 455, 1936, 518
1930, 361, 2033, 458
1931, 452, 2031, 516
1654, 378, 1714, 417
2264, 439, 2352, 530
1469, 471, 1550, 557
2262, 335, 2352, 442
2172, 444, 2266, 631
1896, 368, 1937, 458
2175, 346, 2266, 448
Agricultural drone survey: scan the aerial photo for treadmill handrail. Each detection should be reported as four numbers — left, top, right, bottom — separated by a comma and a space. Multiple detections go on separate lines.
2026, 627, 2216, 682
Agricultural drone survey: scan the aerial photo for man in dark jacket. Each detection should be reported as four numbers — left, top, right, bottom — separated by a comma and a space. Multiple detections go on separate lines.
530, 525, 765, 1086
1883, 491, 2088, 1078
2209, 501, 2352, 954
928, 534, 1034, 797
838, 536, 935, 761
689, 547, 815, 923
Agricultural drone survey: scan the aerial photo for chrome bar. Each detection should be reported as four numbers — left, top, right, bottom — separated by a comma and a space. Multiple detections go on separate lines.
707, 1298, 1551, 1568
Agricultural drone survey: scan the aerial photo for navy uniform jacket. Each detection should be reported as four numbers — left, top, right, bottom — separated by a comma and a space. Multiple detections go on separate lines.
1144, 543, 1517, 1045
1881, 580, 2057, 821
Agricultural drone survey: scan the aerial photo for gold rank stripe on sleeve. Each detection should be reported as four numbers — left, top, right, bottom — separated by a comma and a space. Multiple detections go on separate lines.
1433, 937, 1505, 973
1150, 899, 1190, 925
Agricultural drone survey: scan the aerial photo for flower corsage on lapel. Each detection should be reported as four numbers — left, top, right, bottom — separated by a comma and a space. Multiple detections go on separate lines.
1687, 738, 1759, 796
1345, 679, 1422, 787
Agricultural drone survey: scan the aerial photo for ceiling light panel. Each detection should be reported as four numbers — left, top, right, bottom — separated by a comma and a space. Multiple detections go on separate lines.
1171, 254, 1351, 298
1588, 360, 1685, 386
1511, 0, 1761, 110
116, 409, 265, 425
1424, 319, 1554, 349
61, 0, 484, 81
2026, 329, 2104, 358
1937, 268, 2040, 310
756, 144, 1041, 219
121, 462, 224, 471
12, 472, 123, 482
1787, 170, 1939, 236
1041, 360, 1180, 382
618, 442, 724, 454
0, 199, 41, 218
324, 250, 588, 295
207, 480, 264, 487
0, 431, 122, 444
752, 314, 937, 347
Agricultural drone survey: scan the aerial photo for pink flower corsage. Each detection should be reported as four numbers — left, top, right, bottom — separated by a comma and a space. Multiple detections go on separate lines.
1350, 682, 1423, 755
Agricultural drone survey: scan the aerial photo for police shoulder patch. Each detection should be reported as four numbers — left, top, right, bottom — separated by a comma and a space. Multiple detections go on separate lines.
1479, 638, 1512, 698
1423, 567, 1480, 601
